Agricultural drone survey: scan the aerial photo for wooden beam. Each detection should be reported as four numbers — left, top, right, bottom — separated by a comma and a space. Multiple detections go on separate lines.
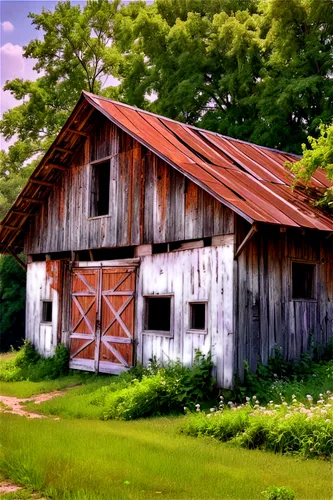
22, 197, 44, 204
54, 146, 73, 154
89, 250, 94, 261
12, 211, 35, 217
67, 128, 89, 137
45, 163, 68, 171
234, 223, 258, 259
7, 247, 27, 271
1, 224, 19, 230
30, 179, 54, 187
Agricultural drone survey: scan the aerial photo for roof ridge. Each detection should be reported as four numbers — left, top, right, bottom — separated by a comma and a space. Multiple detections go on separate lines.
83, 91, 301, 159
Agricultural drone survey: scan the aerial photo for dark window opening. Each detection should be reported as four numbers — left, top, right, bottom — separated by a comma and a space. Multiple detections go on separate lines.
152, 243, 169, 254
190, 303, 206, 330
92, 246, 135, 261
31, 254, 46, 262
146, 297, 171, 332
292, 262, 316, 300
41, 301, 52, 323
91, 161, 110, 217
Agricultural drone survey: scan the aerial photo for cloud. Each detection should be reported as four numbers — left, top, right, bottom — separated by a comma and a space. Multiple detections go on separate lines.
0, 43, 41, 116
1, 21, 14, 33
0, 43, 42, 150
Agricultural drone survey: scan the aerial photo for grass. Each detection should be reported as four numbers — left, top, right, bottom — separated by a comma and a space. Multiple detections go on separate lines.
0, 375, 94, 398
24, 379, 118, 419
0, 414, 331, 500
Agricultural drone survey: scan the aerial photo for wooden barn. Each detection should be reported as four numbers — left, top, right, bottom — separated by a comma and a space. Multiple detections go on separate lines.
1, 91, 333, 388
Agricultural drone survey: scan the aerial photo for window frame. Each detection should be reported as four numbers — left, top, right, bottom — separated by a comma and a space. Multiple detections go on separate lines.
40, 299, 53, 324
290, 259, 318, 302
88, 159, 112, 220
142, 294, 174, 337
187, 300, 208, 334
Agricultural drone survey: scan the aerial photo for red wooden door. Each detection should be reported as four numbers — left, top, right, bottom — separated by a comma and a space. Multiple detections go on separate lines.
99, 268, 136, 374
69, 268, 100, 372
69, 266, 136, 374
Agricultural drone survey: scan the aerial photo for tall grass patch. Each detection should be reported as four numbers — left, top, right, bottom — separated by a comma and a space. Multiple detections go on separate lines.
181, 391, 333, 459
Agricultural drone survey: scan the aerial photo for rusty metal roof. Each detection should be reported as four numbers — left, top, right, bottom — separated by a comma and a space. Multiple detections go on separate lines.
1, 91, 332, 253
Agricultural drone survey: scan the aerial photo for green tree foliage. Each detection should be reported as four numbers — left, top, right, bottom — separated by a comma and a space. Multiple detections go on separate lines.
116, 0, 333, 152
289, 123, 333, 209
0, 0, 122, 218
0, 255, 26, 351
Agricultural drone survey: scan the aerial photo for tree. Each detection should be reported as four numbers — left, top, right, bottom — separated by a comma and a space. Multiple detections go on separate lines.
0, 0, 122, 217
116, 0, 333, 153
289, 123, 333, 209
0, 254, 26, 351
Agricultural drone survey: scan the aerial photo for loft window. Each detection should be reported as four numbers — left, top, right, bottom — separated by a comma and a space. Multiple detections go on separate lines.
189, 302, 207, 331
41, 300, 52, 323
292, 262, 316, 300
145, 296, 171, 333
90, 161, 110, 217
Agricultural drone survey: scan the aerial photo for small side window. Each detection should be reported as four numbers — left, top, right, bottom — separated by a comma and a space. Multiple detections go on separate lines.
41, 300, 53, 323
90, 161, 110, 217
144, 296, 172, 334
292, 262, 316, 300
188, 302, 207, 332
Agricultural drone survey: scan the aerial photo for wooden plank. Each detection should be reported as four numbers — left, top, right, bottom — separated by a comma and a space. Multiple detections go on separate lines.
54, 146, 73, 154
22, 197, 44, 204
67, 128, 89, 137
12, 211, 35, 217
134, 245, 152, 257
30, 179, 54, 187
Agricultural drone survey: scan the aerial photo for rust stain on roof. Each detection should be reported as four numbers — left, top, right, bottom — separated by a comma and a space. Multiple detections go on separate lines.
1, 91, 332, 253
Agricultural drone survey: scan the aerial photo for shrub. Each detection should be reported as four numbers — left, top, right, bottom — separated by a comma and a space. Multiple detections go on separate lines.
261, 486, 296, 500
102, 350, 215, 420
0, 341, 69, 382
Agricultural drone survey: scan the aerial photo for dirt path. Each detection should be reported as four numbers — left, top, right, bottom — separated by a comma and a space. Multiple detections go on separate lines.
0, 390, 65, 419
0, 480, 46, 499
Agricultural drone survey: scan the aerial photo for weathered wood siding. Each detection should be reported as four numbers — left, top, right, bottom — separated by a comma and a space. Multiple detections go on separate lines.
26, 260, 63, 356
235, 219, 333, 377
24, 114, 234, 254
136, 238, 234, 388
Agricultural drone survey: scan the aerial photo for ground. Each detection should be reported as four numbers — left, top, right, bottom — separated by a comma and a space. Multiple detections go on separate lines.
0, 353, 332, 499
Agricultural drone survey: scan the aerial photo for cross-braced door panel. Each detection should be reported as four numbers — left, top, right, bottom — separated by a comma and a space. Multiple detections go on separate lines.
69, 269, 100, 371
99, 268, 136, 373
69, 266, 136, 374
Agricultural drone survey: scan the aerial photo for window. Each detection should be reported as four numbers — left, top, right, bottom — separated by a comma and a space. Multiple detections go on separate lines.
189, 302, 207, 331
145, 296, 171, 333
292, 262, 316, 300
41, 300, 52, 323
90, 161, 110, 217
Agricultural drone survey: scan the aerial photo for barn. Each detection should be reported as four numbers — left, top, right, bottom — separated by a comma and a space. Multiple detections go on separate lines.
1, 91, 333, 388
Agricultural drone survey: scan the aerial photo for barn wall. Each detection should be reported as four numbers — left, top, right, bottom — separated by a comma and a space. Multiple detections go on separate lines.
26, 260, 63, 357
235, 219, 333, 377
136, 237, 234, 388
24, 114, 234, 254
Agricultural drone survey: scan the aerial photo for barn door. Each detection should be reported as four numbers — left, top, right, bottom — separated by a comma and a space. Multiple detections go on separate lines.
69, 268, 100, 372
99, 268, 136, 374
69, 266, 136, 374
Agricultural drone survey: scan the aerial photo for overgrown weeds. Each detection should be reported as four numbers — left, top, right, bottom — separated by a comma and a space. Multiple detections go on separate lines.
234, 340, 333, 404
0, 340, 69, 382
181, 390, 333, 459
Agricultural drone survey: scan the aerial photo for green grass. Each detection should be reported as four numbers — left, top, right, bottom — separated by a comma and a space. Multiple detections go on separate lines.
0, 375, 90, 398
23, 379, 119, 418
0, 353, 16, 364
0, 414, 331, 500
